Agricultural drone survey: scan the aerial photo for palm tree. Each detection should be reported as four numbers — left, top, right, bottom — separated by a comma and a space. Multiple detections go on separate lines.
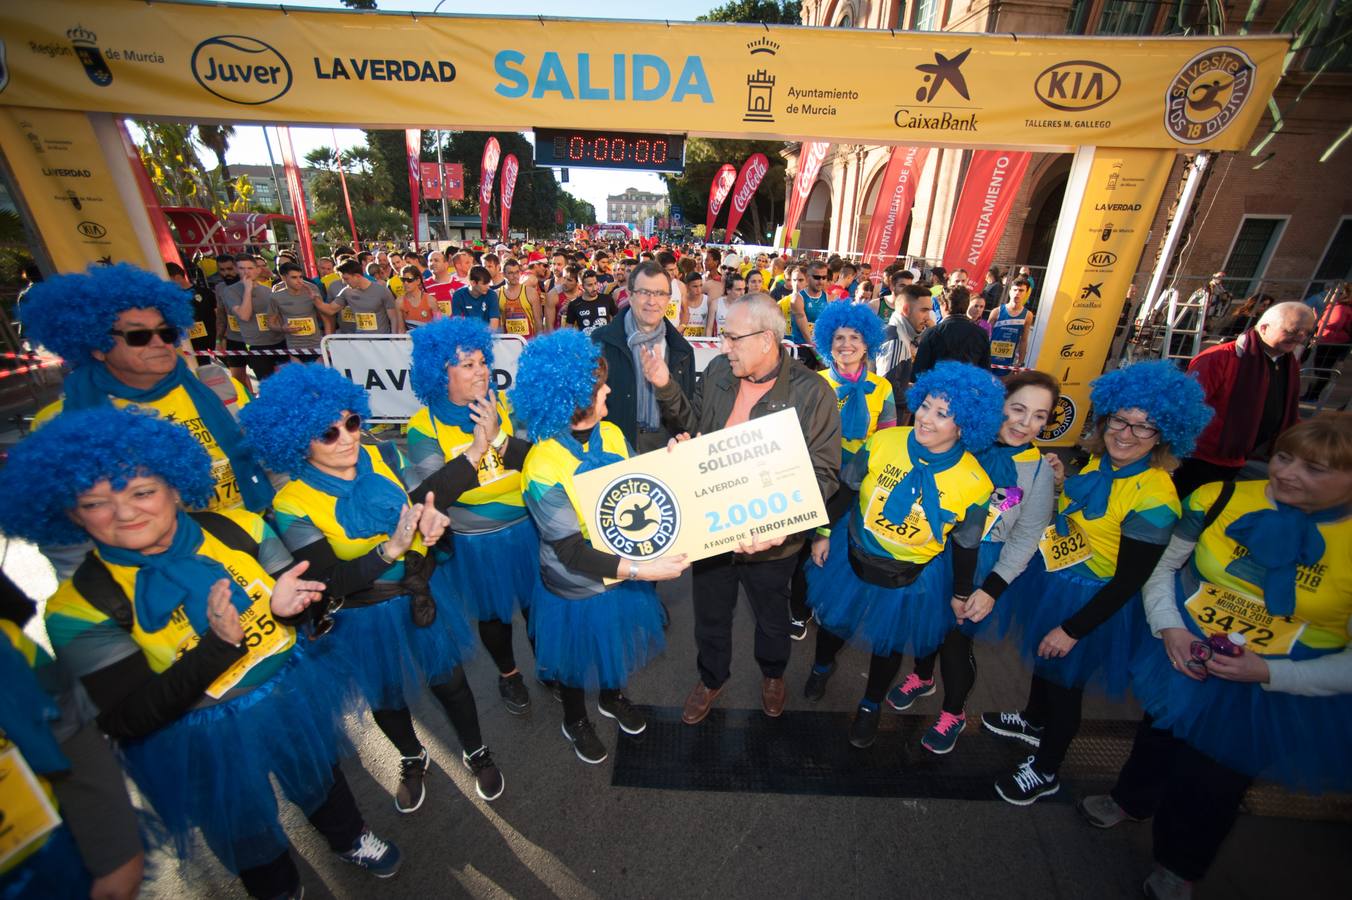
196, 124, 236, 200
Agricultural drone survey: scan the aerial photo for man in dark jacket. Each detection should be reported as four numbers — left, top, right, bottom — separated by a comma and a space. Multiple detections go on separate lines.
911, 286, 991, 376
591, 260, 696, 453
642, 293, 841, 726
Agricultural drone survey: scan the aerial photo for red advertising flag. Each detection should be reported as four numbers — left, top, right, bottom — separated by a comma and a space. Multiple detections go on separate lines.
419, 162, 442, 201
723, 153, 769, 240
479, 137, 501, 240
941, 150, 1032, 279
781, 141, 830, 248
499, 153, 520, 237
405, 129, 422, 243
705, 163, 736, 235
860, 146, 930, 270
276, 126, 318, 278
442, 163, 464, 200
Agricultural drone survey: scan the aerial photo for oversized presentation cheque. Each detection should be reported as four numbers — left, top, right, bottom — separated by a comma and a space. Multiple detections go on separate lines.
573, 409, 829, 564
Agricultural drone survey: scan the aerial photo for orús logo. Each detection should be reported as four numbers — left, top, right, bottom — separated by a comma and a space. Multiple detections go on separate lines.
192, 35, 291, 105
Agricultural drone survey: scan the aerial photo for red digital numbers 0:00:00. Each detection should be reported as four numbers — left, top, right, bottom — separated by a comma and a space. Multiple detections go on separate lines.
556, 135, 668, 165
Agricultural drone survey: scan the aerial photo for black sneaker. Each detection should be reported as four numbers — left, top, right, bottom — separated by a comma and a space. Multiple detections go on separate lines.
538, 678, 564, 702
498, 672, 531, 716
461, 745, 504, 801
995, 756, 1060, 806
789, 614, 810, 641
980, 710, 1044, 747
562, 718, 608, 764
394, 748, 428, 814
848, 703, 881, 749
337, 828, 401, 878
598, 693, 647, 735
803, 663, 835, 701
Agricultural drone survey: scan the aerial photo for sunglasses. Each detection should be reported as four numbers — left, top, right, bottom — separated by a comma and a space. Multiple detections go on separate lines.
401, 275, 420, 282
109, 326, 179, 347
308, 597, 343, 641
319, 413, 362, 444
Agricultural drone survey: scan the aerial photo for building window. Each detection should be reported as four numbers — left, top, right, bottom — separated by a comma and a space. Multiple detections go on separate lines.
1306, 217, 1352, 300
913, 0, 939, 31
1066, 0, 1093, 34
1222, 216, 1288, 298
1097, 0, 1157, 35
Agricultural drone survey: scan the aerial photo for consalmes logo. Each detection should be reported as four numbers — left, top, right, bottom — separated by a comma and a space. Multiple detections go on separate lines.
192, 36, 292, 105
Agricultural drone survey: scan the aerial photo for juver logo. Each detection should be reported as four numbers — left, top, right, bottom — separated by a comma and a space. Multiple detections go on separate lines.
1165, 47, 1254, 144
192, 36, 292, 105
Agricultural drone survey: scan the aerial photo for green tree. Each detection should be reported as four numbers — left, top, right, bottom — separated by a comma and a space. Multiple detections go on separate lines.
339, 0, 378, 9
661, 138, 786, 243
697, 0, 801, 24
303, 144, 401, 245
196, 124, 236, 201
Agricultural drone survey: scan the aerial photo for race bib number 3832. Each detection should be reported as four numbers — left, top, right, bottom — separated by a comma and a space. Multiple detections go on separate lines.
1039, 520, 1092, 572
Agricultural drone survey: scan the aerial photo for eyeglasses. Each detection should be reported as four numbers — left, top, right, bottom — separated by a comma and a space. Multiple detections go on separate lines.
1105, 414, 1159, 440
318, 413, 362, 444
109, 326, 179, 347
632, 288, 671, 300
400, 275, 419, 282
308, 597, 343, 641
719, 329, 767, 345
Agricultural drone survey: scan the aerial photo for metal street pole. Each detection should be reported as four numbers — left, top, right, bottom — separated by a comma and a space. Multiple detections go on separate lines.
435, 129, 450, 242
261, 126, 285, 216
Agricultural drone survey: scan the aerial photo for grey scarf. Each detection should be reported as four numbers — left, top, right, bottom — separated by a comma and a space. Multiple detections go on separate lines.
626, 310, 665, 430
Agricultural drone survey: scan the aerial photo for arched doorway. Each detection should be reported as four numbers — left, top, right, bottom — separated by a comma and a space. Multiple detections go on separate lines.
798, 180, 833, 252
853, 159, 912, 262
1016, 156, 1071, 269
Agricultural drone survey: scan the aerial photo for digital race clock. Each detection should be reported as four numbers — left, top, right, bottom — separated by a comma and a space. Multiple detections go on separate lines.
533, 128, 685, 173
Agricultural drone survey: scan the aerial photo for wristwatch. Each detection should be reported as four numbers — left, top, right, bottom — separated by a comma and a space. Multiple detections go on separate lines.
627, 561, 640, 581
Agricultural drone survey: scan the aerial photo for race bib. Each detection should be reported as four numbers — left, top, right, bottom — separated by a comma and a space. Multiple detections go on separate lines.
451, 442, 512, 487
0, 742, 61, 871
188, 320, 208, 339
340, 307, 356, 323
1184, 582, 1306, 657
287, 316, 316, 337
356, 312, 379, 331
202, 580, 293, 699
683, 324, 706, 338
863, 489, 932, 548
209, 456, 240, 510
1039, 520, 1093, 571
665, 300, 680, 322
255, 313, 270, 331
437, 300, 453, 317
505, 317, 529, 335
991, 340, 1016, 359
227, 314, 241, 332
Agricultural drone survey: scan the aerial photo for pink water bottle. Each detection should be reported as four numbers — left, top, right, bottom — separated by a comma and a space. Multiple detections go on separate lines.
1208, 631, 1246, 658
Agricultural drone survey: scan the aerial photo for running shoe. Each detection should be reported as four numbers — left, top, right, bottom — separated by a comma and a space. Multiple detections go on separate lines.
802, 662, 835, 701
885, 674, 936, 712
1078, 794, 1143, 829
538, 678, 564, 703
789, 614, 810, 642
462, 745, 504, 801
562, 718, 608, 765
598, 693, 647, 735
337, 829, 402, 878
995, 756, 1060, 806
394, 748, 428, 814
848, 703, 881, 749
980, 710, 1044, 747
498, 672, 531, 716
921, 711, 966, 755
1143, 864, 1193, 900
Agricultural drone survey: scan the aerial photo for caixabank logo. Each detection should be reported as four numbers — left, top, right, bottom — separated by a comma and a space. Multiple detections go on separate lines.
1164, 47, 1255, 145
595, 474, 680, 560
192, 36, 292, 105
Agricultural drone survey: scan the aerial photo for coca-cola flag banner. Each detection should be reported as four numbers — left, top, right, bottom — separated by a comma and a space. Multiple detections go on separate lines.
404, 129, 422, 243
443, 163, 465, 201
781, 141, 830, 249
723, 153, 769, 240
277, 126, 318, 278
479, 137, 501, 239
500, 153, 520, 237
941, 150, 1032, 279
860, 146, 930, 270
419, 162, 443, 200
705, 163, 736, 235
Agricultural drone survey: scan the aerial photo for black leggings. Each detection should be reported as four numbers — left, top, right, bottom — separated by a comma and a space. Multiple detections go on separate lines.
912, 630, 978, 715
559, 685, 622, 725
237, 768, 365, 898
370, 664, 483, 757
814, 628, 905, 704
1021, 673, 1082, 775
477, 605, 532, 675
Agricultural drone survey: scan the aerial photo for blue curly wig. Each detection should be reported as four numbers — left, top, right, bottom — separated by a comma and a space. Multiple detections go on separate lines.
0, 408, 214, 545
906, 360, 1007, 454
813, 300, 886, 359
1088, 360, 1213, 457
239, 364, 371, 476
509, 330, 601, 441
19, 263, 194, 364
409, 317, 496, 406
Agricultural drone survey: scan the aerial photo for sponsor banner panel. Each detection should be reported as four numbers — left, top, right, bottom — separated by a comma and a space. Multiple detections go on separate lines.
499, 152, 519, 236
705, 163, 736, 235
723, 152, 768, 239
860, 146, 928, 271
1032, 146, 1174, 446
0, 5, 1285, 151
781, 140, 829, 248
941, 150, 1031, 278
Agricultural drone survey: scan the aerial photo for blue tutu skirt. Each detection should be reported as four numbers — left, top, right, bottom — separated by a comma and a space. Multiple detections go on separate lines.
328, 589, 476, 711
1008, 556, 1143, 697
528, 580, 665, 690
119, 643, 352, 873
956, 540, 1024, 641
1131, 633, 1352, 793
804, 527, 955, 658
1, 824, 89, 900
431, 516, 541, 624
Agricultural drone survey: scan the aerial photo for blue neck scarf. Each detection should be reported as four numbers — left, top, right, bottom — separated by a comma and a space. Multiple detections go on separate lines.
298, 448, 408, 539
977, 441, 1026, 492
556, 425, 623, 474
429, 394, 477, 433
63, 358, 274, 512
881, 431, 963, 535
831, 365, 876, 441
0, 639, 69, 776
1224, 501, 1344, 617
97, 511, 252, 634
1056, 454, 1151, 535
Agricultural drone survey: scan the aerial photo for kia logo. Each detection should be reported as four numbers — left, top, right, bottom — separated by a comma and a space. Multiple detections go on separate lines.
76, 220, 107, 239
1087, 250, 1117, 267
192, 35, 292, 105
1066, 317, 1095, 337
1035, 60, 1120, 112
